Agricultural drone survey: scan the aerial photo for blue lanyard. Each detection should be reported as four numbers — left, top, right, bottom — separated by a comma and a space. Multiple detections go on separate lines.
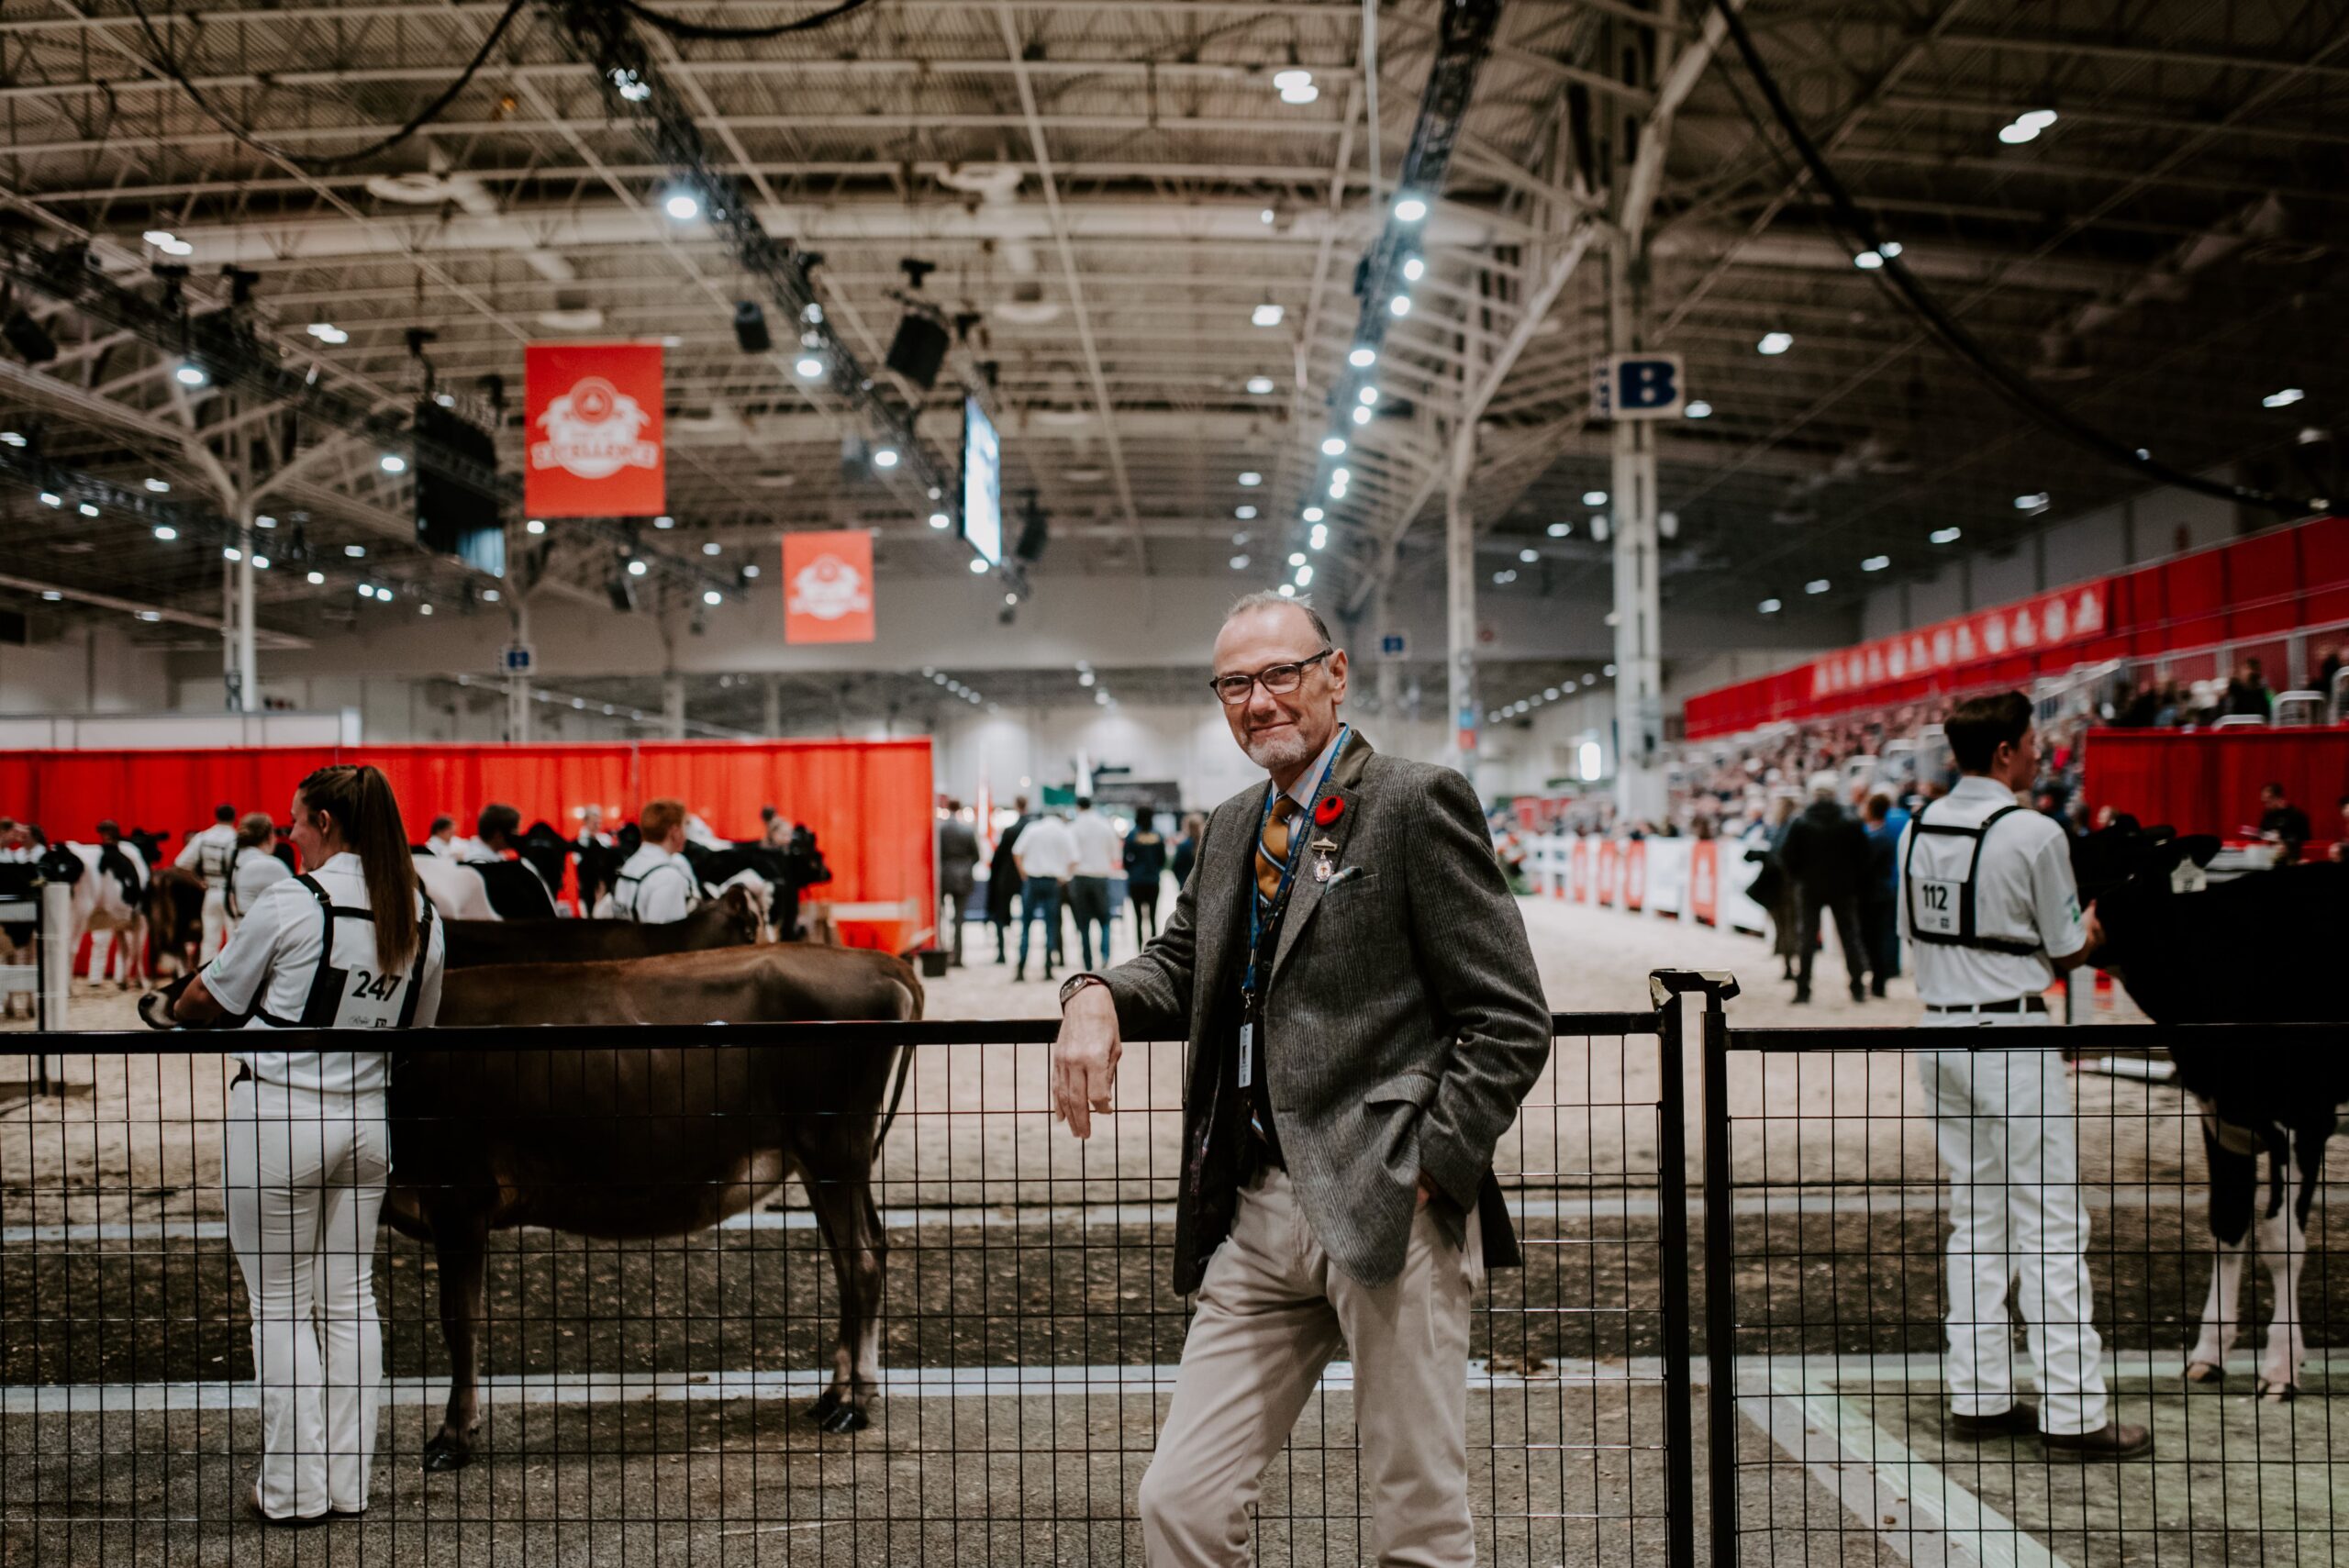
1243, 723, 1348, 1003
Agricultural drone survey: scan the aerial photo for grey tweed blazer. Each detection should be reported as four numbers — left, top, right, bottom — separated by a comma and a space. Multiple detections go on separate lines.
1099, 729, 1551, 1292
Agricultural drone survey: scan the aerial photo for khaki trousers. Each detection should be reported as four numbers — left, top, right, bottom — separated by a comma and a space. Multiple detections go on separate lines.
1139, 1164, 1482, 1568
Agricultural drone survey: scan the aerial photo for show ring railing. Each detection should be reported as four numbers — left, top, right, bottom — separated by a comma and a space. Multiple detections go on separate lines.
2, 981, 2336, 1565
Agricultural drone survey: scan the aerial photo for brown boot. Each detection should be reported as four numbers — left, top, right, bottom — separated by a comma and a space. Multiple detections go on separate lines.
1948, 1405, 2035, 1440
2043, 1421, 2152, 1462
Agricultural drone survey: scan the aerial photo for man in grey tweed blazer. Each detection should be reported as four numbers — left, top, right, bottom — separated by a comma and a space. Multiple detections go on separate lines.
1052, 592, 1551, 1567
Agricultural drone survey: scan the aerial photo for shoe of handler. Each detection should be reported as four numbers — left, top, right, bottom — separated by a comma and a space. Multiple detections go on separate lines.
2043, 1421, 2152, 1461
1947, 1405, 2036, 1440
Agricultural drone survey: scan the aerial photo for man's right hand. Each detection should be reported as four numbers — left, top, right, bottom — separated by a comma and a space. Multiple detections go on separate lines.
1052, 984, 1123, 1139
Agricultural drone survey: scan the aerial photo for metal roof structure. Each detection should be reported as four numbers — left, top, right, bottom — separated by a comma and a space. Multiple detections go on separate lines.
0, 0, 2343, 655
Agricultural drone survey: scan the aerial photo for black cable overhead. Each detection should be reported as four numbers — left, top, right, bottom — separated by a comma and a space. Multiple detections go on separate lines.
612, 0, 877, 43
1708, 0, 2316, 518
119, 0, 532, 172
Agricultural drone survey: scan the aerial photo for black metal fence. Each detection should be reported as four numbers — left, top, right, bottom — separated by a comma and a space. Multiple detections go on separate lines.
0, 1008, 1691, 1565
1698, 999, 2346, 1568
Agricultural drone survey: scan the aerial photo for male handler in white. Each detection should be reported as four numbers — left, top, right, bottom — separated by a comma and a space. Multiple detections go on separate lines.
1053, 592, 1552, 1565
1901, 690, 2146, 1460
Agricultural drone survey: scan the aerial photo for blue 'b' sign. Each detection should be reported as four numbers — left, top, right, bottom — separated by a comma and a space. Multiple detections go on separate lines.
1593, 353, 1687, 420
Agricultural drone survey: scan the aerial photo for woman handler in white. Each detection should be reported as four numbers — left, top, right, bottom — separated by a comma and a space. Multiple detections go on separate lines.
169, 764, 446, 1524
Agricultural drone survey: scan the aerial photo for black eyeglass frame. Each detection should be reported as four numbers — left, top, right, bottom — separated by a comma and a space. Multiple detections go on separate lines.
1207, 647, 1336, 706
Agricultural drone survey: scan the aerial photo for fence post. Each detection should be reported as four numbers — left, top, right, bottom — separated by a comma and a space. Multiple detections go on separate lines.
1648, 969, 1741, 1568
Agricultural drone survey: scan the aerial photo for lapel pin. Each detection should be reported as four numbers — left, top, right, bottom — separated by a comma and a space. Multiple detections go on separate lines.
1313, 855, 1335, 882
1314, 795, 1345, 828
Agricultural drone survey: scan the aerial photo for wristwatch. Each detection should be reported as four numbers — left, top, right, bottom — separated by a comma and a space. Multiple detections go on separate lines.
1058, 973, 1108, 1008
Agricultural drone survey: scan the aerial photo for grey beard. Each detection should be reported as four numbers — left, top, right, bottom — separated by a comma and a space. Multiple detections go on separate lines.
1241, 728, 1316, 775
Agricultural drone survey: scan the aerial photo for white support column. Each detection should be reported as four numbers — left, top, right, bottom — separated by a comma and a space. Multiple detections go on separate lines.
1444, 420, 1478, 789
1608, 244, 1667, 823
1374, 581, 1401, 728
664, 671, 687, 740
234, 508, 258, 714
506, 593, 533, 743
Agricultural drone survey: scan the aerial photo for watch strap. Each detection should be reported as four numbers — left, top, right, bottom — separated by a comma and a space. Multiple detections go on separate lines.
1058, 973, 1109, 1008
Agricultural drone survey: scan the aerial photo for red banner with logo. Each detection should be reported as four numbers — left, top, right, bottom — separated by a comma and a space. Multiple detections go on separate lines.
524, 343, 665, 518
1688, 840, 1720, 926
784, 530, 877, 644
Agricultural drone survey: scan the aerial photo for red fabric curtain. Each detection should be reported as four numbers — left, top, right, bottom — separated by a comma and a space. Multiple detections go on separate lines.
2083, 727, 2349, 853
2, 741, 936, 936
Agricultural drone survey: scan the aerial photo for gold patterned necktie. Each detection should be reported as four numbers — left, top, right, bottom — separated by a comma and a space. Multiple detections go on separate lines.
1257, 796, 1301, 906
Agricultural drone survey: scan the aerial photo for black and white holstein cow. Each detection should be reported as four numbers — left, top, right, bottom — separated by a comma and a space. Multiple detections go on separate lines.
2079, 825, 2349, 1399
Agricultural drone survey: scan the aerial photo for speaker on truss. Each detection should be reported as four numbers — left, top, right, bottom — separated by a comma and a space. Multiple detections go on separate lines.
885, 312, 950, 391
733, 301, 772, 354
1014, 490, 1049, 563
413, 400, 506, 576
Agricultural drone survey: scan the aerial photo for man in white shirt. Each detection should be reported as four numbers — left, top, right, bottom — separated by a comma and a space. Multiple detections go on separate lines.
174, 803, 241, 961
1066, 795, 1124, 970
609, 797, 704, 924
464, 804, 523, 864
1900, 689, 2144, 1462
574, 806, 613, 848
422, 817, 460, 857
1012, 808, 1079, 982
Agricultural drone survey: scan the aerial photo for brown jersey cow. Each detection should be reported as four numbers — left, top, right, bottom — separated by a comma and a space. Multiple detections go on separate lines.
382, 942, 923, 1469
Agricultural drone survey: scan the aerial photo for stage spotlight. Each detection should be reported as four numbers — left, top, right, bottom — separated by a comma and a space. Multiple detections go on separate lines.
733, 301, 772, 353
4, 309, 58, 364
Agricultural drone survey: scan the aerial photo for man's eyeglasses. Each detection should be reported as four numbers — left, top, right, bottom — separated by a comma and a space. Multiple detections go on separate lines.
1208, 648, 1334, 706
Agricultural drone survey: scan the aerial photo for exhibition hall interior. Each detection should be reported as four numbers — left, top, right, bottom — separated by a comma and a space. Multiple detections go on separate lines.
0, 0, 2344, 1559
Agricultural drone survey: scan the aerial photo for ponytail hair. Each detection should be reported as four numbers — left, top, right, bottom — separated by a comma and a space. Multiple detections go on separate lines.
295, 764, 420, 973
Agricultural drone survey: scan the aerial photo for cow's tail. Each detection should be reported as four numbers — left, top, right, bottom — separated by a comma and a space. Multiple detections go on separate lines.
872, 960, 923, 1153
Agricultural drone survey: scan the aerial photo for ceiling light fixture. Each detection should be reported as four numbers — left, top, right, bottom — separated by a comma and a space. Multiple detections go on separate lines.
1931, 526, 1963, 544
1519, 548, 1539, 563
1862, 554, 1890, 572
1805, 578, 1831, 595
1352, 406, 1372, 425
526, 518, 547, 534
306, 571, 326, 584
1582, 490, 1608, 506
77, 502, 98, 517
1246, 375, 1275, 395
2014, 491, 2049, 510
626, 559, 648, 577
1757, 331, 1793, 356
1393, 195, 1428, 222
152, 524, 176, 540
173, 361, 207, 387
702, 590, 722, 606
1238, 471, 1262, 487
1854, 250, 1884, 271
795, 354, 824, 379
306, 322, 349, 345
1252, 303, 1286, 328
872, 446, 900, 469
1388, 295, 1410, 317
344, 544, 366, 557
1322, 436, 1347, 456
1349, 347, 1376, 368
663, 190, 701, 221
2264, 387, 2306, 408
930, 511, 951, 529
1547, 521, 1570, 537
1685, 400, 1713, 418
968, 557, 988, 574
702, 541, 721, 555
380, 453, 407, 474
1236, 505, 1258, 519
1302, 506, 1324, 523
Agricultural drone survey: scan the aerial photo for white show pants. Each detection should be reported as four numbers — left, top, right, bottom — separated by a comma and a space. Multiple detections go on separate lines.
223, 1075, 391, 1518
1918, 1018, 2108, 1435
200, 886, 233, 962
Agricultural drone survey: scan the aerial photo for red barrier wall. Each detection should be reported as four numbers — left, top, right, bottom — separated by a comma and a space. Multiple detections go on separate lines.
0, 740, 936, 946
1686, 514, 2349, 738
2083, 727, 2349, 856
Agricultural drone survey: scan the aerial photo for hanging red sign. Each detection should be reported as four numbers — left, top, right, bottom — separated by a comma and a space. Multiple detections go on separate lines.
524, 343, 665, 517
784, 530, 877, 644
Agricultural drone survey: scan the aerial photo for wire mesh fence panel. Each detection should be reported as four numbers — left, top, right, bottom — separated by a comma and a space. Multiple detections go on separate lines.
0, 1015, 1689, 1566
1704, 1021, 2347, 1568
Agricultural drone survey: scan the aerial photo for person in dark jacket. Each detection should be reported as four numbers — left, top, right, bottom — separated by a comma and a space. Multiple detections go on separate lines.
938, 801, 981, 967
1780, 774, 1874, 1004
2257, 781, 2310, 866
1122, 811, 1169, 944
1859, 793, 1903, 995
1169, 812, 1204, 891
985, 796, 1034, 963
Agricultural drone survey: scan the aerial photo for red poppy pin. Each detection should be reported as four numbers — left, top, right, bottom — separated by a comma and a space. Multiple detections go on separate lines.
1314, 795, 1345, 828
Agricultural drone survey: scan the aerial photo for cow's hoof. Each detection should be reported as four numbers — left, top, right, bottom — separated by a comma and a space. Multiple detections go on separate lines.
803, 1388, 842, 1423
2257, 1380, 2298, 1403
421, 1437, 473, 1473
2184, 1361, 2224, 1385
819, 1403, 869, 1436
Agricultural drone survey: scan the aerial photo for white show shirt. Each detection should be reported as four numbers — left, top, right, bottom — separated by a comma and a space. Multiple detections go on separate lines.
1013, 817, 1079, 882
422, 836, 461, 859
177, 822, 240, 888
612, 843, 702, 923
1070, 809, 1124, 878
202, 851, 446, 1093
228, 845, 293, 918
1897, 773, 2085, 1006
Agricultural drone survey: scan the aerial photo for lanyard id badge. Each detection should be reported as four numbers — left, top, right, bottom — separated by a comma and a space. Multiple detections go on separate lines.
1238, 725, 1348, 1089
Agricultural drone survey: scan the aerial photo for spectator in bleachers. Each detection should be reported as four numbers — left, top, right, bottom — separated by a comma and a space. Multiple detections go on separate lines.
2225, 659, 2274, 719
2318, 644, 2343, 696
1860, 794, 1902, 995
1780, 773, 1875, 1005
1763, 797, 1802, 982
2257, 782, 2310, 865
2329, 795, 2349, 863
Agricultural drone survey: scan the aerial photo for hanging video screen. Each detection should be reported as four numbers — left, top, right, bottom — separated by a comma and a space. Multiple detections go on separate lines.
963, 395, 1002, 567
